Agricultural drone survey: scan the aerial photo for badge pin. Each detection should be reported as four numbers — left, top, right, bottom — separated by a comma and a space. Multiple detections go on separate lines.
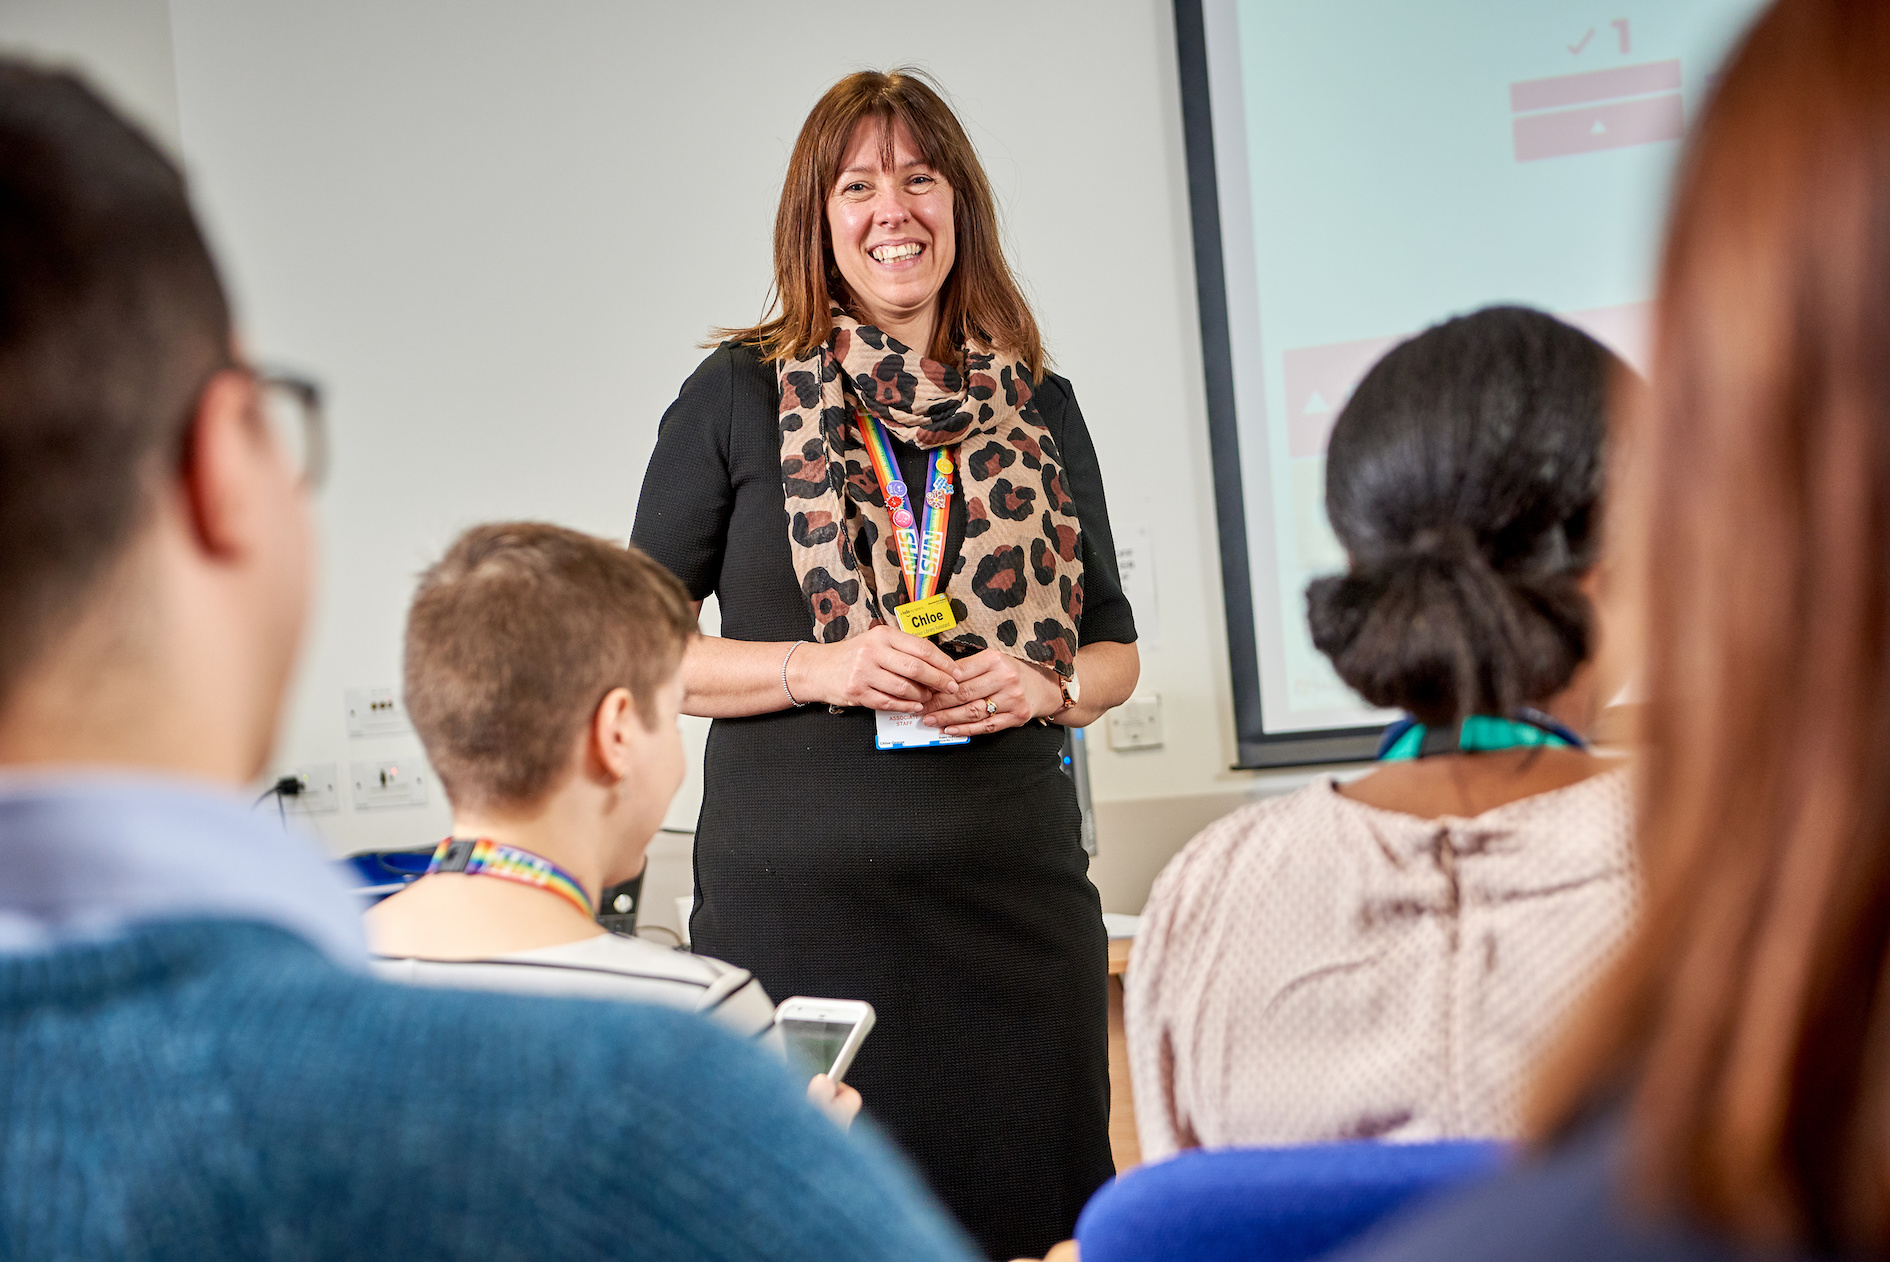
887, 480, 908, 498
886, 494, 903, 510
936, 457, 954, 475
892, 508, 914, 528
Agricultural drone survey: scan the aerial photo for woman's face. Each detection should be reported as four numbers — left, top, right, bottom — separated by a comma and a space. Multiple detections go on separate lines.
826, 118, 955, 344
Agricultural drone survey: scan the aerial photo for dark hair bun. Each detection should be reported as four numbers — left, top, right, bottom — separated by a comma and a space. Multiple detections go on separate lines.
1306, 306, 1619, 727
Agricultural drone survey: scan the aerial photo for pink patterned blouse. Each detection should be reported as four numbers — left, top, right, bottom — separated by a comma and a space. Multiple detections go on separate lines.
1126, 768, 1637, 1160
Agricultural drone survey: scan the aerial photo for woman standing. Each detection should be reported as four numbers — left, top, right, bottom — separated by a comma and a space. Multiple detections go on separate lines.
632, 70, 1139, 1260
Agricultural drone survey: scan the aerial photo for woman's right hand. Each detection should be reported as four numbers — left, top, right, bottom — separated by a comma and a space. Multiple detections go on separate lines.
791, 625, 960, 712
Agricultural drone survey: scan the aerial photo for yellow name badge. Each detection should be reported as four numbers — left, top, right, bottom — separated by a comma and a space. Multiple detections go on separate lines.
894, 593, 957, 637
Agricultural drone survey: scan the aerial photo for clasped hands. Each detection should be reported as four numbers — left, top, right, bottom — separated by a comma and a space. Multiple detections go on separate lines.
791, 625, 1063, 736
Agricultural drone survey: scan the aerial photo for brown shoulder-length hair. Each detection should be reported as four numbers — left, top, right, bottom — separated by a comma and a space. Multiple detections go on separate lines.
1530, 0, 1890, 1250
714, 68, 1044, 379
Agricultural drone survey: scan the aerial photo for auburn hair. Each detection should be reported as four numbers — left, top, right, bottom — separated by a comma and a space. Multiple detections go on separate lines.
1529, 0, 1890, 1250
403, 524, 696, 813
714, 68, 1044, 379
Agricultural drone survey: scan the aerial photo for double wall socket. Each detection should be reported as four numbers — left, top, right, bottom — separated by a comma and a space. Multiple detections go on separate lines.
351, 759, 428, 809
346, 687, 410, 738
1108, 694, 1165, 750
285, 763, 340, 813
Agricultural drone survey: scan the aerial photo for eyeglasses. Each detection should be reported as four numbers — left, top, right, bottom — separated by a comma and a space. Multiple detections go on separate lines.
250, 367, 328, 490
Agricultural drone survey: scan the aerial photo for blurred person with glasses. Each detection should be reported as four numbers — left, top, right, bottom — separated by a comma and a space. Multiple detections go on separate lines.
249, 368, 325, 489
0, 60, 976, 1262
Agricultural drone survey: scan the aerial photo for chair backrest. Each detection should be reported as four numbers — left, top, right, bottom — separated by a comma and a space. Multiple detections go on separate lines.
1075, 1140, 1507, 1262
339, 848, 433, 905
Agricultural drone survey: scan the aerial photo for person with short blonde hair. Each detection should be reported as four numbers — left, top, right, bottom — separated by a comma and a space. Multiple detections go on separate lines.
402, 521, 696, 812
632, 68, 1141, 1259
370, 523, 804, 1048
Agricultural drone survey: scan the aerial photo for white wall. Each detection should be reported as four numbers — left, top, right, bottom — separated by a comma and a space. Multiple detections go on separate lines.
3, 1, 1313, 918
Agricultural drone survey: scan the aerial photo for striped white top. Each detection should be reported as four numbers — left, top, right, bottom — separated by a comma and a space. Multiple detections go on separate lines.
374, 932, 776, 1038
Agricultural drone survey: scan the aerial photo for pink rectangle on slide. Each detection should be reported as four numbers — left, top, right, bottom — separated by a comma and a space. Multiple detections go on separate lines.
1509, 60, 1681, 113
1561, 301, 1652, 376
1282, 334, 1397, 457
1512, 94, 1684, 162
1280, 302, 1650, 458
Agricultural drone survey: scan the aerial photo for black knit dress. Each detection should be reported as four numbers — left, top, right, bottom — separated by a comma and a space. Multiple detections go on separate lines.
632, 343, 1135, 1261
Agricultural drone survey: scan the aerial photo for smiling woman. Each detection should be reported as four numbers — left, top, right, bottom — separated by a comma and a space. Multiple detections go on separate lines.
631, 68, 1141, 1262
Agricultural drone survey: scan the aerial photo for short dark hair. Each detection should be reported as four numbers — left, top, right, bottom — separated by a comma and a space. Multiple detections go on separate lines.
404, 523, 697, 812
0, 62, 231, 707
1305, 305, 1619, 727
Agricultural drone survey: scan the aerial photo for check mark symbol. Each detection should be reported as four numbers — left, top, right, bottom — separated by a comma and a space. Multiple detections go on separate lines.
1568, 27, 1595, 53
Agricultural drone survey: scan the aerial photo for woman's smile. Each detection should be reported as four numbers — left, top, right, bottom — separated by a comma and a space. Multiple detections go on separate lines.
868, 239, 925, 266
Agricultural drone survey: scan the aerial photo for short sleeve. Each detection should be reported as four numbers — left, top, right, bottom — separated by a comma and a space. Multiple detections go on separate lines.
632, 347, 740, 600
1039, 375, 1138, 646
699, 969, 778, 1040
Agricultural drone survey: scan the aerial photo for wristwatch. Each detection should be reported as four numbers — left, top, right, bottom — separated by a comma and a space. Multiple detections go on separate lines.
1039, 671, 1081, 724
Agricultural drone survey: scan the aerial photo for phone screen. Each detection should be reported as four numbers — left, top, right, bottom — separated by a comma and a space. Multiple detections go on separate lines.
778, 1018, 858, 1079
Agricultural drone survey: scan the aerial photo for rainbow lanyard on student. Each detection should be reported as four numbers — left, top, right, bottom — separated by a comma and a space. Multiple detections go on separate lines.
426, 837, 593, 918
1377, 708, 1588, 761
856, 405, 959, 637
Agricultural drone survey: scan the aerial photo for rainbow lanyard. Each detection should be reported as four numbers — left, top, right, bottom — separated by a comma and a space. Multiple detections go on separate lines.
426, 837, 592, 918
856, 406, 956, 604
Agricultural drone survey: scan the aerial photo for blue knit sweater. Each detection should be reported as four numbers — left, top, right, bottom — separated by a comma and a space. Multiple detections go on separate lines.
0, 918, 975, 1261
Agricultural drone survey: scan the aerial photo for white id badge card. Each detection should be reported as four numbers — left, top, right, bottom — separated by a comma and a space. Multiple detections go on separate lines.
874, 710, 970, 750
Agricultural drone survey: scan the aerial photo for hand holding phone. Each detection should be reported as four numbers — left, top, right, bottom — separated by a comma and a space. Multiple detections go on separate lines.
773, 996, 876, 1085
805, 1073, 863, 1129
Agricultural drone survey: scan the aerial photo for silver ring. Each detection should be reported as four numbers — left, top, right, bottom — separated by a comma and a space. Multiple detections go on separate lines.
985, 699, 998, 715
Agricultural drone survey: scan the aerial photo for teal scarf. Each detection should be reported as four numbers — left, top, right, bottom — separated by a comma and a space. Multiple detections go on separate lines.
1380, 714, 1577, 762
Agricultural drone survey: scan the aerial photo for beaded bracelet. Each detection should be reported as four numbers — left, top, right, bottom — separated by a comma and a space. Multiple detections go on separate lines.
781, 641, 810, 707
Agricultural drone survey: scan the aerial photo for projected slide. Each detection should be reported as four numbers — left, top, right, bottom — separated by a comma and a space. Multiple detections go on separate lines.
1190, 0, 1766, 756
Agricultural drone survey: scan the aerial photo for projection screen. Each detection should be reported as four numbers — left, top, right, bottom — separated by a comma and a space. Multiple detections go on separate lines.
1174, 0, 1767, 766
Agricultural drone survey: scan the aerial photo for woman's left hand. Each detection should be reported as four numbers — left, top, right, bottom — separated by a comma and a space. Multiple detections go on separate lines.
921, 648, 1062, 736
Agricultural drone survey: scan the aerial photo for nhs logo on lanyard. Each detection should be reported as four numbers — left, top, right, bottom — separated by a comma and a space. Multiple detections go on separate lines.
896, 529, 944, 575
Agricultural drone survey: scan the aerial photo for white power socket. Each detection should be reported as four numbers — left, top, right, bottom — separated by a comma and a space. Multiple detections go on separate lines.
1108, 694, 1165, 750
286, 763, 340, 813
351, 758, 429, 809
345, 687, 411, 738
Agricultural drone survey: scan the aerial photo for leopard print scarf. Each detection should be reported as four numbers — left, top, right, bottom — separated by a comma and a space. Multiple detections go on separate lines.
776, 311, 1083, 679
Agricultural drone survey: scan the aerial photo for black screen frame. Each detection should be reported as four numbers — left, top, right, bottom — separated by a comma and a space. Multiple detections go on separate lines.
1173, 0, 1386, 769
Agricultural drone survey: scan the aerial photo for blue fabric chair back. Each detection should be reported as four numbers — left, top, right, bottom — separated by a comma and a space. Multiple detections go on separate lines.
1075, 1140, 1507, 1262
339, 848, 433, 905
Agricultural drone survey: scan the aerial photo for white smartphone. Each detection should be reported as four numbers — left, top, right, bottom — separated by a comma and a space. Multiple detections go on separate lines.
773, 996, 876, 1085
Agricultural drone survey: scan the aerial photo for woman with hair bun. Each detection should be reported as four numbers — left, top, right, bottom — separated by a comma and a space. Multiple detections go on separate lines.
1126, 305, 1635, 1158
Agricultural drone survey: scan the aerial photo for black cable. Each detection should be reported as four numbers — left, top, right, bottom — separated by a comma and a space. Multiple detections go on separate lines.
254, 775, 305, 825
